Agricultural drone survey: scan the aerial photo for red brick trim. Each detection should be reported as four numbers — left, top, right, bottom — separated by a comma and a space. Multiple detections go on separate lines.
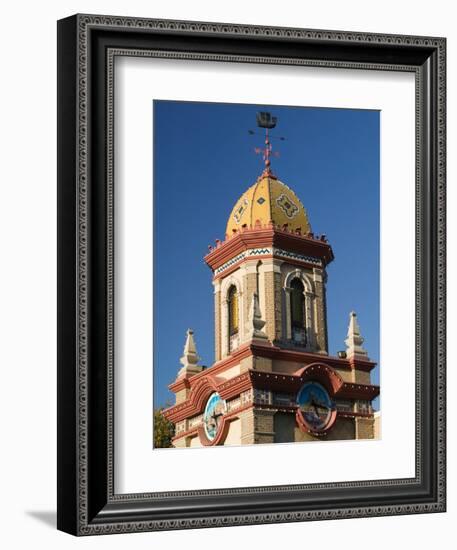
172, 402, 255, 444
249, 343, 377, 372
337, 411, 376, 419
171, 425, 199, 442
347, 357, 377, 372
168, 376, 191, 394
164, 375, 219, 423
337, 383, 380, 400
217, 372, 252, 400
168, 342, 261, 394
168, 343, 377, 398
213, 254, 325, 281
294, 362, 345, 395
204, 226, 334, 271
197, 415, 233, 447
166, 360, 379, 424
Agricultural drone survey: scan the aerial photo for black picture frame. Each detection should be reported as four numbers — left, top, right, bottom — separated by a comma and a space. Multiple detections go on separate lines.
57, 14, 446, 535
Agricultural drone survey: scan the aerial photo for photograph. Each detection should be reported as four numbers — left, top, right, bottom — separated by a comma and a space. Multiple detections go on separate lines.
54, 11, 446, 536
153, 101, 381, 448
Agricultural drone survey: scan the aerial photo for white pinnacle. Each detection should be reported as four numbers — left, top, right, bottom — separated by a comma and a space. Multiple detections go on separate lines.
180, 328, 199, 366
344, 311, 369, 359
245, 293, 268, 341
177, 329, 203, 378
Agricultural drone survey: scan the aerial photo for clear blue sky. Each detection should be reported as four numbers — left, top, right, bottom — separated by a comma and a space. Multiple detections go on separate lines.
153, 100, 380, 410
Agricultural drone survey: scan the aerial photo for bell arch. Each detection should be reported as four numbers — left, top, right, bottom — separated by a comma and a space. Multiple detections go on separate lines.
283, 268, 316, 349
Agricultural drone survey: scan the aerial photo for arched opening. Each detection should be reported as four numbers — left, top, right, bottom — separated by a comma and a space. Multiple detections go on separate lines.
290, 278, 306, 345
228, 285, 239, 352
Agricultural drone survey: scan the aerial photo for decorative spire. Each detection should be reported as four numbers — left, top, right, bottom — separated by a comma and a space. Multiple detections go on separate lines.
245, 293, 268, 341
177, 329, 203, 379
250, 111, 284, 178
344, 311, 369, 360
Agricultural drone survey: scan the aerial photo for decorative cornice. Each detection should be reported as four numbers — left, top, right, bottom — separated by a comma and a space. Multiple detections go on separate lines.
168, 376, 191, 394
294, 363, 345, 395
205, 226, 333, 274
212, 246, 323, 278
347, 358, 377, 372
164, 375, 220, 423
217, 372, 252, 399
250, 342, 377, 372
168, 342, 258, 393
337, 383, 380, 400
337, 411, 376, 419
165, 363, 379, 423
79, 13, 445, 47
172, 402, 255, 443
169, 342, 377, 397
274, 248, 322, 266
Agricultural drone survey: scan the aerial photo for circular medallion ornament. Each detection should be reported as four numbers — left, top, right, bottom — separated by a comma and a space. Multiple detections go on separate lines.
202, 392, 227, 442
296, 381, 336, 434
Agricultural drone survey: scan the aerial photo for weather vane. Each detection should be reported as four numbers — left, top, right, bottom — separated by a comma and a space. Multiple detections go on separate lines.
248, 111, 285, 176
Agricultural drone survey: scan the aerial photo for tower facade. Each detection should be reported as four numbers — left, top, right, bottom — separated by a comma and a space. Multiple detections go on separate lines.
163, 131, 379, 447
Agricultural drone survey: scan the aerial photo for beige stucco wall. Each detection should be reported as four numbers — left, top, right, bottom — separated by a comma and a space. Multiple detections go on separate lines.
224, 418, 242, 446
273, 412, 296, 443
374, 411, 381, 439
294, 416, 356, 442
188, 435, 201, 448
252, 355, 273, 372
175, 387, 190, 405
355, 416, 377, 440
253, 408, 276, 444
217, 364, 242, 380
173, 409, 377, 448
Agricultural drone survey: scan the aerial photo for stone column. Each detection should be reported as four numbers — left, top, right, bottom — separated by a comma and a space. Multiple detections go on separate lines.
240, 408, 255, 445
313, 268, 328, 354
284, 287, 292, 340
221, 296, 228, 358
260, 259, 282, 342
304, 290, 316, 350
253, 409, 276, 444
355, 416, 376, 439
213, 280, 222, 361
242, 265, 258, 342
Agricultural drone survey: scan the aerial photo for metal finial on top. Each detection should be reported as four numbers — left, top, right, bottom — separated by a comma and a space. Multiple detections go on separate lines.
248, 111, 284, 177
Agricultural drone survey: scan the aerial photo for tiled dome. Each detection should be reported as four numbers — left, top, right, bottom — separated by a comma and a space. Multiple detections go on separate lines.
226, 172, 311, 238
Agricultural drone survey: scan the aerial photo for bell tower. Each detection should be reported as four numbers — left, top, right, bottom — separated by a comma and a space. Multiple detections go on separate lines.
208, 111, 333, 364
164, 112, 379, 447
208, 170, 334, 365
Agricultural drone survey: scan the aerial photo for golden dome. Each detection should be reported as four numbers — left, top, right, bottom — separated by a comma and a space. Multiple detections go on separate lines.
226, 173, 311, 238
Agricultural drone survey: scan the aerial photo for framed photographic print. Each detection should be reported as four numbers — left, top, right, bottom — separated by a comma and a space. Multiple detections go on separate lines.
57, 14, 446, 535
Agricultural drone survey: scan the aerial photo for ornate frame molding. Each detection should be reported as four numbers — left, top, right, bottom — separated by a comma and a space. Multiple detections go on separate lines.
57, 13, 446, 535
